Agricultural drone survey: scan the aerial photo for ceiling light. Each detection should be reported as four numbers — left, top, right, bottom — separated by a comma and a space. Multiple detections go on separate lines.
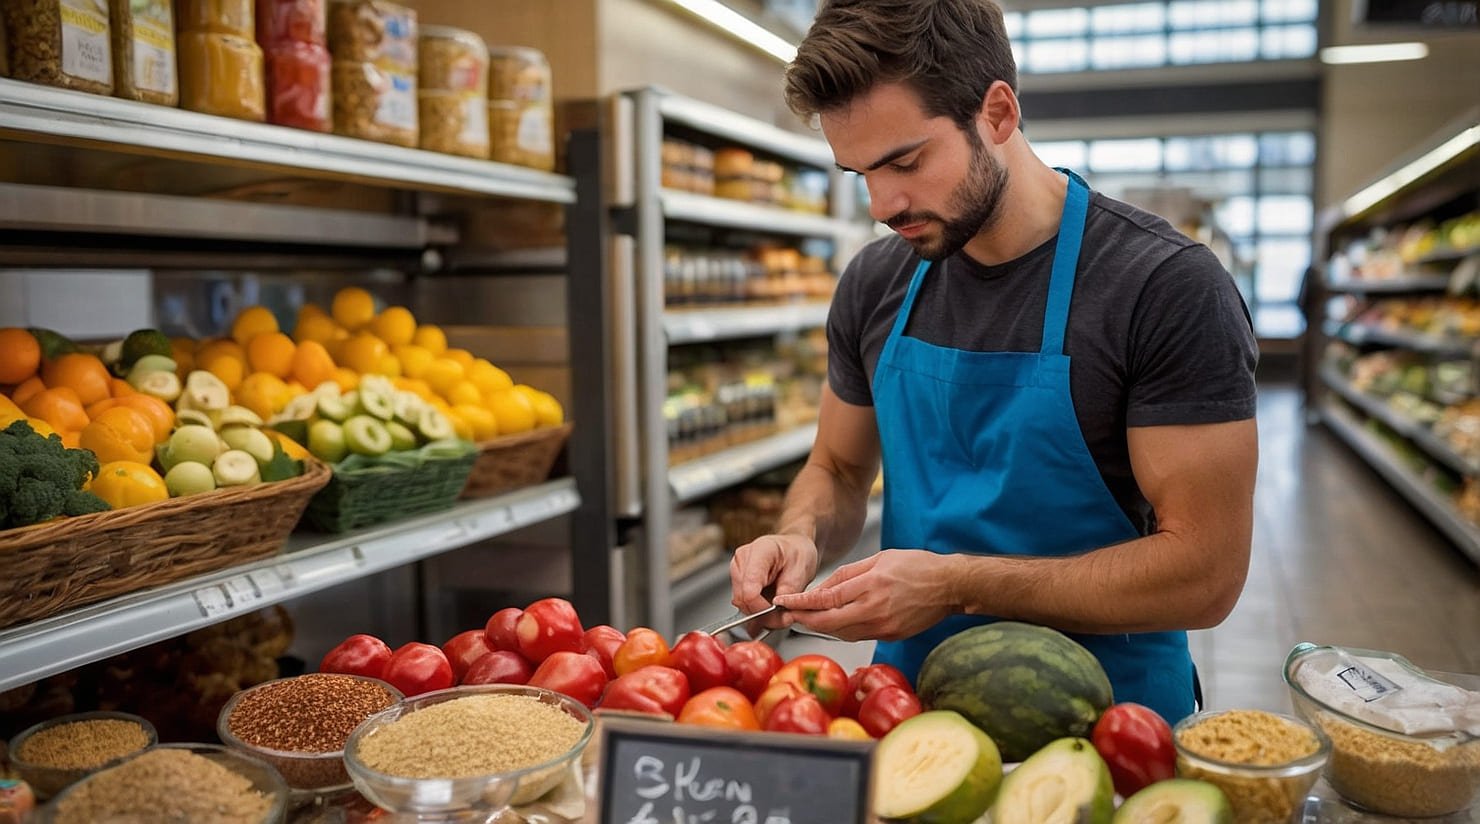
657, 0, 799, 63
1343, 125, 1480, 217
1320, 42, 1429, 65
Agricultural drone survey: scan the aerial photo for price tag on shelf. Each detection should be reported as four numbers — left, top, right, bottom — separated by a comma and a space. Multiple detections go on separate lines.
192, 586, 231, 619
221, 576, 261, 609
248, 568, 290, 599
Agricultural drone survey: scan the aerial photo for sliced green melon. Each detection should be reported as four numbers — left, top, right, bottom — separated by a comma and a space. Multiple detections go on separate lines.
874, 710, 1003, 824
1112, 779, 1232, 824
992, 737, 1113, 824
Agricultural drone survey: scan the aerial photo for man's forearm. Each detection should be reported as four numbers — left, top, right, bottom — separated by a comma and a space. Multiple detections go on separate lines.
775, 460, 873, 567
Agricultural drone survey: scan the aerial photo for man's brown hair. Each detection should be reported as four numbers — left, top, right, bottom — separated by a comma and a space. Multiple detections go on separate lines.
784, 0, 1017, 129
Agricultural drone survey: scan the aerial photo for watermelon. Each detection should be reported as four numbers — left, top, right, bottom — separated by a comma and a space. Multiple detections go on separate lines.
915, 622, 1113, 762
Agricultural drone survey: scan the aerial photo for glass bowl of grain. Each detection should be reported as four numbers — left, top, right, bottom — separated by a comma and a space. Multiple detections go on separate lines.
1284, 642, 1480, 818
1173, 708, 1330, 823
32, 743, 289, 824
8, 711, 157, 800
343, 683, 594, 817
217, 673, 402, 799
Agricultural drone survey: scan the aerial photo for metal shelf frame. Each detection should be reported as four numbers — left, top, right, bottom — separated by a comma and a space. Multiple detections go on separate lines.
663, 302, 830, 346
1323, 276, 1453, 295
1324, 320, 1479, 357
669, 424, 818, 504
660, 190, 855, 238
1319, 366, 1479, 477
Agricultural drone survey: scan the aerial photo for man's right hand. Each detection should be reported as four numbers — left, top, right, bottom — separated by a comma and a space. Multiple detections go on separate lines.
730, 533, 820, 628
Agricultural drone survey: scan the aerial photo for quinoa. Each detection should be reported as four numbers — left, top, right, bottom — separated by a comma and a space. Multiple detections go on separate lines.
16, 718, 149, 770
225, 673, 397, 790
355, 693, 585, 779
1316, 713, 1480, 817
52, 748, 274, 824
1176, 710, 1325, 824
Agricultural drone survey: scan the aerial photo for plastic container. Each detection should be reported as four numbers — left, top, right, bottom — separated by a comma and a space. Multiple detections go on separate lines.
265, 40, 330, 131
175, 0, 254, 37
1173, 709, 1329, 824
8, 711, 157, 800
178, 31, 265, 121
108, 0, 176, 104
487, 45, 549, 105
418, 25, 486, 93
217, 674, 403, 797
256, 0, 325, 47
331, 59, 416, 147
344, 684, 593, 816
327, 0, 415, 66
1284, 643, 1480, 818
419, 90, 488, 159
488, 99, 553, 171
2, 0, 114, 95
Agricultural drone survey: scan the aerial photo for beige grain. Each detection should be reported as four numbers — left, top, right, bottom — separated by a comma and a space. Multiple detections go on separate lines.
356, 693, 584, 779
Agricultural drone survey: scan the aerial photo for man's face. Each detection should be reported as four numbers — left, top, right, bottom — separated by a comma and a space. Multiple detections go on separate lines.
822, 83, 1009, 261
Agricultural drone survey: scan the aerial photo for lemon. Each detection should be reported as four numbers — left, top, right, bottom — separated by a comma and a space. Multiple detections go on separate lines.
370, 306, 417, 347
393, 344, 434, 379
468, 359, 514, 396
452, 403, 497, 440
231, 306, 279, 347
424, 358, 466, 399
412, 324, 448, 355
486, 388, 536, 435
331, 287, 377, 331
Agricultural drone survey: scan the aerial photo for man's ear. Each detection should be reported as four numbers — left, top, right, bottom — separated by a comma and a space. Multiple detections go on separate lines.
977, 81, 1020, 145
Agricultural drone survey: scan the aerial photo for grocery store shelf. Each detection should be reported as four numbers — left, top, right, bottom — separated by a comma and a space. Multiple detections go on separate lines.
1324, 320, 1478, 356
657, 94, 835, 169
660, 190, 853, 238
663, 302, 830, 345
1415, 246, 1480, 265
1321, 402, 1480, 565
1320, 367, 1478, 477
0, 479, 580, 692
1324, 276, 1452, 295
0, 78, 575, 203
669, 424, 818, 504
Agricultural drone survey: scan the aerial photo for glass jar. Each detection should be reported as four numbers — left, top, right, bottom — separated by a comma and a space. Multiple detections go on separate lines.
177, 31, 264, 121
418, 90, 487, 159
256, 0, 326, 47
487, 45, 549, 106
175, 0, 253, 37
327, 0, 415, 67
3, 0, 114, 95
265, 40, 330, 132
109, 0, 176, 105
332, 60, 416, 147
418, 25, 485, 93
488, 98, 553, 171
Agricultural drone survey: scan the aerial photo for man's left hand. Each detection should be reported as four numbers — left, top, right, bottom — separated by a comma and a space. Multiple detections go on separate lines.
771, 549, 957, 641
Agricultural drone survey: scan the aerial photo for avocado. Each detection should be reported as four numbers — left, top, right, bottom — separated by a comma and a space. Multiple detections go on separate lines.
1112, 778, 1232, 823
120, 329, 172, 371
992, 737, 1113, 824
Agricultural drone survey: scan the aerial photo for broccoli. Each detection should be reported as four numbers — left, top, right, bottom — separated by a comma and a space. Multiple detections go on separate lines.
1, 419, 111, 529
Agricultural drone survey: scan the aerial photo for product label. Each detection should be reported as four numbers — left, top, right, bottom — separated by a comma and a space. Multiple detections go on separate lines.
374, 70, 417, 132
460, 94, 488, 147
60, 0, 112, 85
516, 105, 551, 155
131, 18, 176, 95
378, 8, 417, 70
1336, 662, 1402, 703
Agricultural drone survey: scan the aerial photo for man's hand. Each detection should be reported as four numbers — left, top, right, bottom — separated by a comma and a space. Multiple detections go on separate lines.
730, 533, 820, 628
771, 549, 957, 641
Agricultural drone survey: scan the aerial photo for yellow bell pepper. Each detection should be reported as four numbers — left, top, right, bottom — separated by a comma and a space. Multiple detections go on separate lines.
90, 461, 170, 509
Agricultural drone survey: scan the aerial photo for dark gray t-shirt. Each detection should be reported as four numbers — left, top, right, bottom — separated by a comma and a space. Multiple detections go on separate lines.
828, 191, 1258, 534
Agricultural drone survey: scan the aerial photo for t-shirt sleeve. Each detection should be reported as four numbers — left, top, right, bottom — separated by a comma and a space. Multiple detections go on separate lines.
1125, 244, 1258, 426
827, 252, 875, 407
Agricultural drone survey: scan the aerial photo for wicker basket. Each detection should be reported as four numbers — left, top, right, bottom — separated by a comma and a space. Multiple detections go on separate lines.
462, 423, 572, 499
0, 460, 331, 631
303, 448, 479, 533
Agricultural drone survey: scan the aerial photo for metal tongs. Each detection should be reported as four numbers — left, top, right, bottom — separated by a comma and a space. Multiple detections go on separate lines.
699, 603, 783, 639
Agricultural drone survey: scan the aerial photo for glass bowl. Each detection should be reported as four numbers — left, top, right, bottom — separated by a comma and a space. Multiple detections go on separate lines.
1284, 642, 1480, 818
217, 673, 403, 798
1173, 708, 1330, 823
32, 743, 289, 824
343, 683, 594, 817
7, 711, 157, 800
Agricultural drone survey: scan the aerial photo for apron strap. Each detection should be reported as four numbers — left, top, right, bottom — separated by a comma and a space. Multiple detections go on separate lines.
1040, 169, 1090, 356
878, 257, 933, 368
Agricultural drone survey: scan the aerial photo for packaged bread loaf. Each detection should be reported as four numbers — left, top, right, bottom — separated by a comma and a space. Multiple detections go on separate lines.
3, 0, 114, 94
265, 40, 329, 131
256, 0, 325, 47
175, 0, 253, 37
177, 31, 264, 120
109, 0, 176, 104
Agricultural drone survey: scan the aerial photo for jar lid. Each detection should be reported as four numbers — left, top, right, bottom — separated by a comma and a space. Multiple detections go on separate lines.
420, 25, 489, 56
487, 45, 549, 65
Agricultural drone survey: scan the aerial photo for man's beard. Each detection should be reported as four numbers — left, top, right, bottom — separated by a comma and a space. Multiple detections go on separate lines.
886, 135, 1009, 261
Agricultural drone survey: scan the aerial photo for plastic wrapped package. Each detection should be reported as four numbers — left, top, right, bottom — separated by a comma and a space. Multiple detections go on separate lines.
175, 0, 253, 37
265, 40, 329, 131
109, 0, 176, 105
327, 0, 415, 66
256, 0, 325, 47
419, 90, 487, 158
488, 99, 552, 171
419, 25, 486, 93
332, 60, 416, 147
2, 0, 114, 94
177, 31, 264, 120
487, 45, 549, 106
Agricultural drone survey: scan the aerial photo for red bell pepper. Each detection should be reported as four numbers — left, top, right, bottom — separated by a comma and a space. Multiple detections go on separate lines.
441, 630, 493, 683
483, 607, 523, 652
461, 650, 534, 686
1091, 702, 1177, 797
669, 631, 731, 693
515, 598, 584, 663
581, 625, 627, 679
769, 654, 848, 716
613, 627, 672, 676
383, 642, 455, 697
754, 681, 806, 728
528, 650, 608, 707
723, 640, 783, 701
856, 685, 922, 738
764, 693, 831, 735
599, 665, 692, 718
677, 686, 761, 731
841, 663, 913, 718
319, 634, 391, 679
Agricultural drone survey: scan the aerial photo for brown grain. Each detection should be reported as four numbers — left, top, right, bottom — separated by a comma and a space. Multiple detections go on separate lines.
52, 748, 273, 824
227, 673, 395, 753
1316, 713, 1480, 817
3, 0, 114, 94
16, 718, 149, 770
109, 0, 176, 104
1176, 710, 1324, 824
355, 693, 584, 779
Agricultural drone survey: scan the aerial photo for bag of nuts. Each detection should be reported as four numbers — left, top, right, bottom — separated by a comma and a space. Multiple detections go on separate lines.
4, 0, 114, 95
110, 0, 177, 105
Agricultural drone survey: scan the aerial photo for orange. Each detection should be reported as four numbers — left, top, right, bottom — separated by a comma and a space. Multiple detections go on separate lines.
202, 355, 244, 392
332, 367, 359, 392
337, 332, 387, 375
451, 403, 497, 441
485, 388, 536, 435
394, 377, 434, 400
22, 387, 89, 433
80, 406, 156, 465
375, 353, 402, 377
293, 312, 339, 345
246, 331, 296, 379
115, 394, 174, 443
170, 337, 196, 375
444, 348, 474, 368
468, 359, 514, 396
11, 376, 45, 406
42, 353, 112, 406
0, 328, 41, 384
237, 373, 291, 419
296, 302, 329, 326
231, 306, 280, 347
90, 461, 169, 509
370, 306, 417, 347
392, 344, 433, 379
109, 377, 136, 397
331, 287, 377, 331
291, 340, 336, 390
412, 324, 447, 355
196, 338, 245, 366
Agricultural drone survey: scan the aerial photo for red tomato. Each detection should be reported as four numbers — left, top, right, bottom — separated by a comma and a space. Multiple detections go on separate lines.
857, 685, 922, 738
724, 641, 783, 701
528, 650, 609, 708
613, 627, 672, 676
1092, 703, 1177, 798
769, 654, 848, 716
515, 598, 584, 663
462, 650, 534, 686
599, 665, 692, 718
841, 663, 913, 718
581, 625, 627, 679
320, 634, 392, 679
441, 630, 493, 683
764, 693, 830, 735
677, 687, 760, 731
483, 607, 523, 652
669, 632, 731, 693
383, 642, 454, 697
754, 681, 806, 728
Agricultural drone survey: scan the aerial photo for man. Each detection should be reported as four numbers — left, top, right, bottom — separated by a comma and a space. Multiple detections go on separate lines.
728, 0, 1258, 723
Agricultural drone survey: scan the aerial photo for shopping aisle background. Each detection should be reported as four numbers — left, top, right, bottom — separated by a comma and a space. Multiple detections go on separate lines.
1192, 380, 1480, 711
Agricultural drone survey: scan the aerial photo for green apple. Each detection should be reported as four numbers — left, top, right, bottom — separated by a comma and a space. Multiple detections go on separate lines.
213, 450, 262, 487
307, 419, 348, 463
344, 415, 392, 457
165, 461, 217, 497
417, 407, 456, 441
317, 394, 352, 423
358, 386, 395, 420
385, 420, 418, 451
161, 425, 223, 471
221, 426, 275, 466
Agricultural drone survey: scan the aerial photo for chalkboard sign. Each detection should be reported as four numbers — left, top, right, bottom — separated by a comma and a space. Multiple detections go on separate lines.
597, 718, 874, 824
1357, 0, 1479, 27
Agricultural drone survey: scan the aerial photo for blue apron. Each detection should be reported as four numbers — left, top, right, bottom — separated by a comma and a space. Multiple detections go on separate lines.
870, 170, 1195, 724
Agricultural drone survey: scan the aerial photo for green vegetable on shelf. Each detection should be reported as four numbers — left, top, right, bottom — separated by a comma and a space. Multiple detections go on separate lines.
0, 419, 111, 529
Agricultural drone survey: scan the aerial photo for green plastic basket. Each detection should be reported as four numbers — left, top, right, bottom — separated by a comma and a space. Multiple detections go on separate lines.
302, 442, 478, 533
